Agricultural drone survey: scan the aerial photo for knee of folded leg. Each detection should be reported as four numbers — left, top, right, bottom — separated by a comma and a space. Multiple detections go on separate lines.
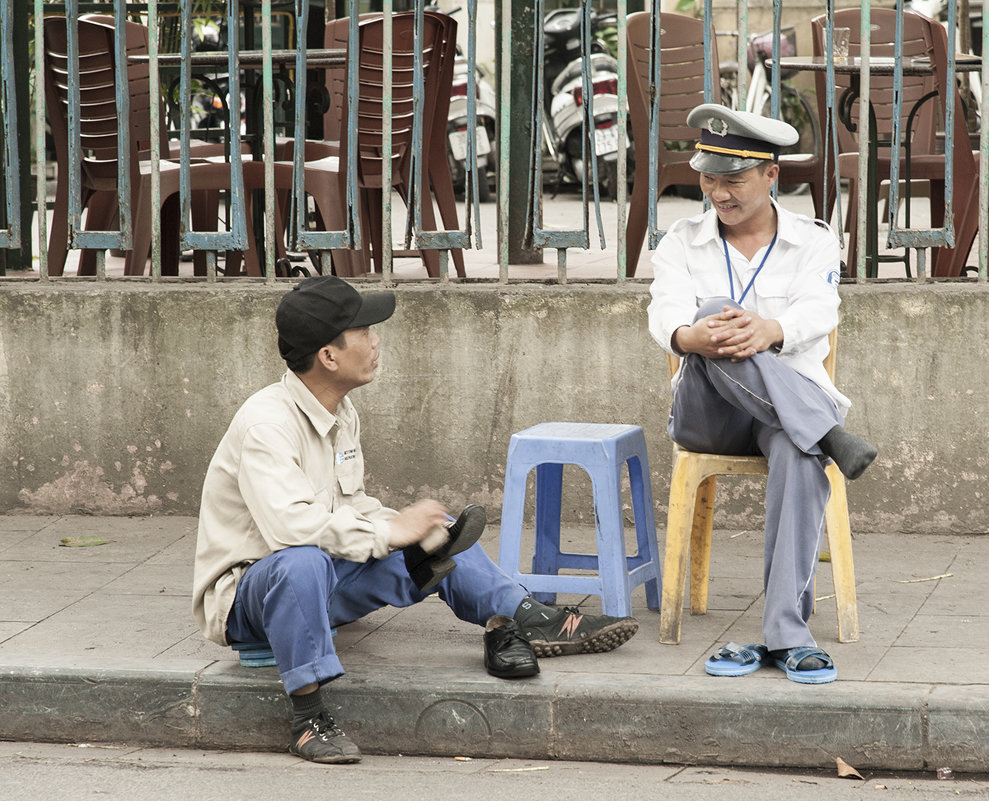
269, 545, 334, 577
695, 297, 739, 320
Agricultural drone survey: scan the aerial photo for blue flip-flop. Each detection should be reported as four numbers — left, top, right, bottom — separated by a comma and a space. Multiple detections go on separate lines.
772, 646, 837, 684
705, 642, 769, 676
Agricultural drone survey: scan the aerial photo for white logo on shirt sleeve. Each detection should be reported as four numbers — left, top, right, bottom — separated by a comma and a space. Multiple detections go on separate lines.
821, 268, 841, 289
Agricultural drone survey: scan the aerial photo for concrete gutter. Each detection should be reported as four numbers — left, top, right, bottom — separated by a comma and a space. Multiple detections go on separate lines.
2, 664, 987, 771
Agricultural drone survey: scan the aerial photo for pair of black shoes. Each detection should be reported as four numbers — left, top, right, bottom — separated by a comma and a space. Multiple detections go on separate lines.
483, 604, 640, 679
403, 504, 487, 593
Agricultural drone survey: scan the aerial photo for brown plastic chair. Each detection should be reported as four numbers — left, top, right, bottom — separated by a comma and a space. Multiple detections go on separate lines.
43, 16, 264, 276
279, 12, 461, 277
810, 9, 962, 272
922, 15, 980, 276
625, 12, 824, 276
420, 11, 466, 276
625, 12, 714, 276
658, 330, 859, 645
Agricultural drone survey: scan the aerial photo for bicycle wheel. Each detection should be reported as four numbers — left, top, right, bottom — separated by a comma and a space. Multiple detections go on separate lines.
762, 85, 821, 195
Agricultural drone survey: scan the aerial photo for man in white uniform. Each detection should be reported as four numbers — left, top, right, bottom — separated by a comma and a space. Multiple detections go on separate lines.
647, 104, 876, 684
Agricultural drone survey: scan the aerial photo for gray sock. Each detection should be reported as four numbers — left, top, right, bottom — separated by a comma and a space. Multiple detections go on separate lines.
290, 689, 325, 734
819, 425, 877, 480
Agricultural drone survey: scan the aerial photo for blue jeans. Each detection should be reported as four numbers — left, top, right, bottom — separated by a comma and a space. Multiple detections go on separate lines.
226, 542, 527, 694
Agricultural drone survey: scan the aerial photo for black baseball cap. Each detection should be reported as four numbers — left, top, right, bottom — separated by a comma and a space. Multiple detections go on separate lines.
276, 276, 396, 364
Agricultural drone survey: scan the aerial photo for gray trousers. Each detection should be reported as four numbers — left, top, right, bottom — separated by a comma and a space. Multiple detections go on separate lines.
669, 299, 843, 651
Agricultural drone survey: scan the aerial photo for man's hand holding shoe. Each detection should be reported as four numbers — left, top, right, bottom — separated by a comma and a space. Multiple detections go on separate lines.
400, 504, 488, 593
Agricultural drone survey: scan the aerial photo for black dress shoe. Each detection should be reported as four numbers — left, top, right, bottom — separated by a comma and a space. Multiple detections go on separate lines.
484, 615, 539, 679
404, 505, 487, 593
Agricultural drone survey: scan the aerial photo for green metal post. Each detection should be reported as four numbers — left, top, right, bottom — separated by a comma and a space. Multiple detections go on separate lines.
980, 0, 988, 282
19, 0, 31, 269
498, 0, 542, 266
1, 1, 32, 273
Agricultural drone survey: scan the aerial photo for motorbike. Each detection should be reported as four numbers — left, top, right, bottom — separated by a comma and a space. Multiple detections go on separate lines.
447, 48, 498, 202
163, 16, 242, 140
425, 4, 498, 202
542, 8, 630, 199
905, 0, 948, 19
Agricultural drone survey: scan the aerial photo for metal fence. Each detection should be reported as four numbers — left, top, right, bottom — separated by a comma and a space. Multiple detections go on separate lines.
2, 1, 988, 283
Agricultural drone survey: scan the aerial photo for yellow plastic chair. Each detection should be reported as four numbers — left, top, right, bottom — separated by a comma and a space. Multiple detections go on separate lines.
659, 329, 859, 644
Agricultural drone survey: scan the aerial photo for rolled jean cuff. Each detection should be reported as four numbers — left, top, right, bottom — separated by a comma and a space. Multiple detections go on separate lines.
281, 654, 344, 695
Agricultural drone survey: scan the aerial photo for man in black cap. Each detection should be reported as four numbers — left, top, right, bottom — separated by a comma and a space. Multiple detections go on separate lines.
647, 105, 876, 685
193, 276, 638, 764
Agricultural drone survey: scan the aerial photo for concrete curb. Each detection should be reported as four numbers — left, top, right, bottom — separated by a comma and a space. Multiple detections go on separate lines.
3, 662, 987, 772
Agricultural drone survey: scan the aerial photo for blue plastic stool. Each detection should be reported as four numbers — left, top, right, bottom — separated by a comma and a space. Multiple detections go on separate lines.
231, 628, 336, 668
231, 641, 277, 668
497, 422, 662, 617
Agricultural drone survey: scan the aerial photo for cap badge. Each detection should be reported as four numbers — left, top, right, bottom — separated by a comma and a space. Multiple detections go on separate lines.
708, 117, 729, 137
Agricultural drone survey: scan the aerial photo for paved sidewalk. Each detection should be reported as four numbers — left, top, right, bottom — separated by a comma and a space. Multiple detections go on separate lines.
1, 514, 986, 773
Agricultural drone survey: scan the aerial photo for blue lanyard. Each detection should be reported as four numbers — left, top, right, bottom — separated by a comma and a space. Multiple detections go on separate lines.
721, 229, 778, 306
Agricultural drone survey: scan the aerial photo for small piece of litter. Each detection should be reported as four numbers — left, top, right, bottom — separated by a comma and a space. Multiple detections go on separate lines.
895, 573, 952, 584
454, 756, 472, 762
836, 756, 864, 780
490, 767, 551, 773
59, 537, 109, 548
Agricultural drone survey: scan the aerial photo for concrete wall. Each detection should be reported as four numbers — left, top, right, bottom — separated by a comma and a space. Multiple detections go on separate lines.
0, 282, 986, 534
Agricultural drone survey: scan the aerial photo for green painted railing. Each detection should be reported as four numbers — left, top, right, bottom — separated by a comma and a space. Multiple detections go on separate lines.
3, 1, 988, 283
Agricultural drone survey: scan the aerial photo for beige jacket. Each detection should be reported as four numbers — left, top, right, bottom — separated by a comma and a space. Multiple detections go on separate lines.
192, 370, 396, 645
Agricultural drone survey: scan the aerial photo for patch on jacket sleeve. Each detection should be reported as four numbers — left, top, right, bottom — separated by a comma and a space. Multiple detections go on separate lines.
820, 267, 841, 288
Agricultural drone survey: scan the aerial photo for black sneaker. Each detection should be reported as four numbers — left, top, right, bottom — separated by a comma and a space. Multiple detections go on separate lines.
289, 712, 362, 764
518, 606, 639, 657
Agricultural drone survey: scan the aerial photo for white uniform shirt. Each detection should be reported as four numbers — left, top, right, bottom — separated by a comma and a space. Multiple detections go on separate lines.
647, 200, 850, 415
193, 370, 396, 645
